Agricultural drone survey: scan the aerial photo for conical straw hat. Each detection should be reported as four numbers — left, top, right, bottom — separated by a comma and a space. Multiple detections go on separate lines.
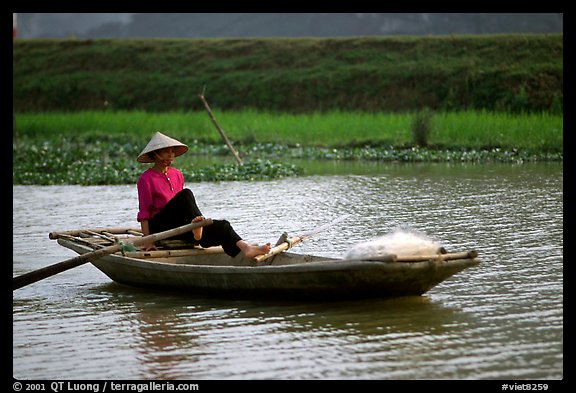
137, 132, 189, 163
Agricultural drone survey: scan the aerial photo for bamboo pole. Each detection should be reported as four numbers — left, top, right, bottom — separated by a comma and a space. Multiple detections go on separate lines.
13, 219, 213, 290
254, 215, 352, 264
124, 246, 225, 259
49, 227, 142, 239
358, 250, 478, 263
254, 236, 303, 263
396, 250, 478, 262
198, 91, 243, 165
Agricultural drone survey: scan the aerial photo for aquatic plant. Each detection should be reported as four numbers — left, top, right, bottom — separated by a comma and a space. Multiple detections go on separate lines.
13, 138, 303, 185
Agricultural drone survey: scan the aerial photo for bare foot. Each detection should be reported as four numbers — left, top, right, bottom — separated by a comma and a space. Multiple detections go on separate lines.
239, 241, 271, 259
192, 216, 205, 240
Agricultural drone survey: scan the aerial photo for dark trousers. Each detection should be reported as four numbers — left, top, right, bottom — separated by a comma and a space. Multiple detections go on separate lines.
149, 189, 243, 257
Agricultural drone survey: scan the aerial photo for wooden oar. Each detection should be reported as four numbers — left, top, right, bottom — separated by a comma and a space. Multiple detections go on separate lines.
13, 219, 213, 291
254, 215, 351, 263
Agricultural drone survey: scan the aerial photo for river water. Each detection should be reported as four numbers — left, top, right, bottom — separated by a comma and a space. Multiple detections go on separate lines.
13, 162, 563, 380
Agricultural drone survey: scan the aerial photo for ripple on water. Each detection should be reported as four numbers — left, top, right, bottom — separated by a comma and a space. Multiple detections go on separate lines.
13, 164, 563, 379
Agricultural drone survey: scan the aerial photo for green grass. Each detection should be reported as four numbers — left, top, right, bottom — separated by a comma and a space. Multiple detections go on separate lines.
430, 111, 563, 151
13, 110, 562, 185
14, 109, 562, 152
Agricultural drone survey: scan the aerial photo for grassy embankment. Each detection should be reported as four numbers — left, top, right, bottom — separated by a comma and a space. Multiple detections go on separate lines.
13, 35, 563, 113
13, 35, 563, 185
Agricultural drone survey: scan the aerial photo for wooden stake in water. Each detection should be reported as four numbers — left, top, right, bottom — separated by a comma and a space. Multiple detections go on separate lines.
199, 90, 243, 165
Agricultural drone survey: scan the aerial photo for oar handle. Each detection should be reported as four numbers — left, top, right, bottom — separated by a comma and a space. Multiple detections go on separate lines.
129, 219, 213, 247
13, 219, 213, 291
254, 236, 303, 263
253, 215, 350, 263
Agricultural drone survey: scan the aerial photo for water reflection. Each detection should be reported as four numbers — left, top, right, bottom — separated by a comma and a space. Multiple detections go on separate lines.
81, 282, 475, 380
13, 162, 562, 380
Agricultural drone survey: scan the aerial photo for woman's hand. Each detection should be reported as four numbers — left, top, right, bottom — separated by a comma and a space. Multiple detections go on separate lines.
141, 242, 157, 252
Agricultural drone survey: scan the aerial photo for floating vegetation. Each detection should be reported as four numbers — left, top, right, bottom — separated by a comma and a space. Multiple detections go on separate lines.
13, 139, 303, 185
13, 136, 561, 186
184, 160, 304, 182
242, 143, 563, 164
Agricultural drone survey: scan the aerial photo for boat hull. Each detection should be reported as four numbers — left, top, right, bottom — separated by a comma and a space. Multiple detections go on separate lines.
58, 238, 480, 299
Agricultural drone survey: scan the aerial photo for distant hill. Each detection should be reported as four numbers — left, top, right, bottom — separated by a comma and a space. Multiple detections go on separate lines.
16, 13, 563, 38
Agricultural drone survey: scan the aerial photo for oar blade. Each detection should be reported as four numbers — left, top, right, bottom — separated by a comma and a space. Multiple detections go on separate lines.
300, 214, 351, 238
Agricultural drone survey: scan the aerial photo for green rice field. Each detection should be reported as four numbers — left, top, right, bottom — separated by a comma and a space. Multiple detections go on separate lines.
13, 110, 562, 185
14, 109, 562, 151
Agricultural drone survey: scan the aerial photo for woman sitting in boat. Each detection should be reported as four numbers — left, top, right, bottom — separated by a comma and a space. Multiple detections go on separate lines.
136, 131, 271, 259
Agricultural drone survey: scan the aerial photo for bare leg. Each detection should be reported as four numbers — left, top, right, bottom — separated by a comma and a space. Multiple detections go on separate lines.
237, 240, 271, 259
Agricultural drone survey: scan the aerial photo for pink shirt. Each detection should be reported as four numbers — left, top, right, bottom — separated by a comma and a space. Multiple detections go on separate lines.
137, 167, 185, 222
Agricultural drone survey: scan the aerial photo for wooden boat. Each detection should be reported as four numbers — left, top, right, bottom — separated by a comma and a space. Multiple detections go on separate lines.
50, 227, 480, 299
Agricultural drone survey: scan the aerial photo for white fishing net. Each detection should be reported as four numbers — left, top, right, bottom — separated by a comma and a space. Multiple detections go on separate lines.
343, 228, 443, 260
